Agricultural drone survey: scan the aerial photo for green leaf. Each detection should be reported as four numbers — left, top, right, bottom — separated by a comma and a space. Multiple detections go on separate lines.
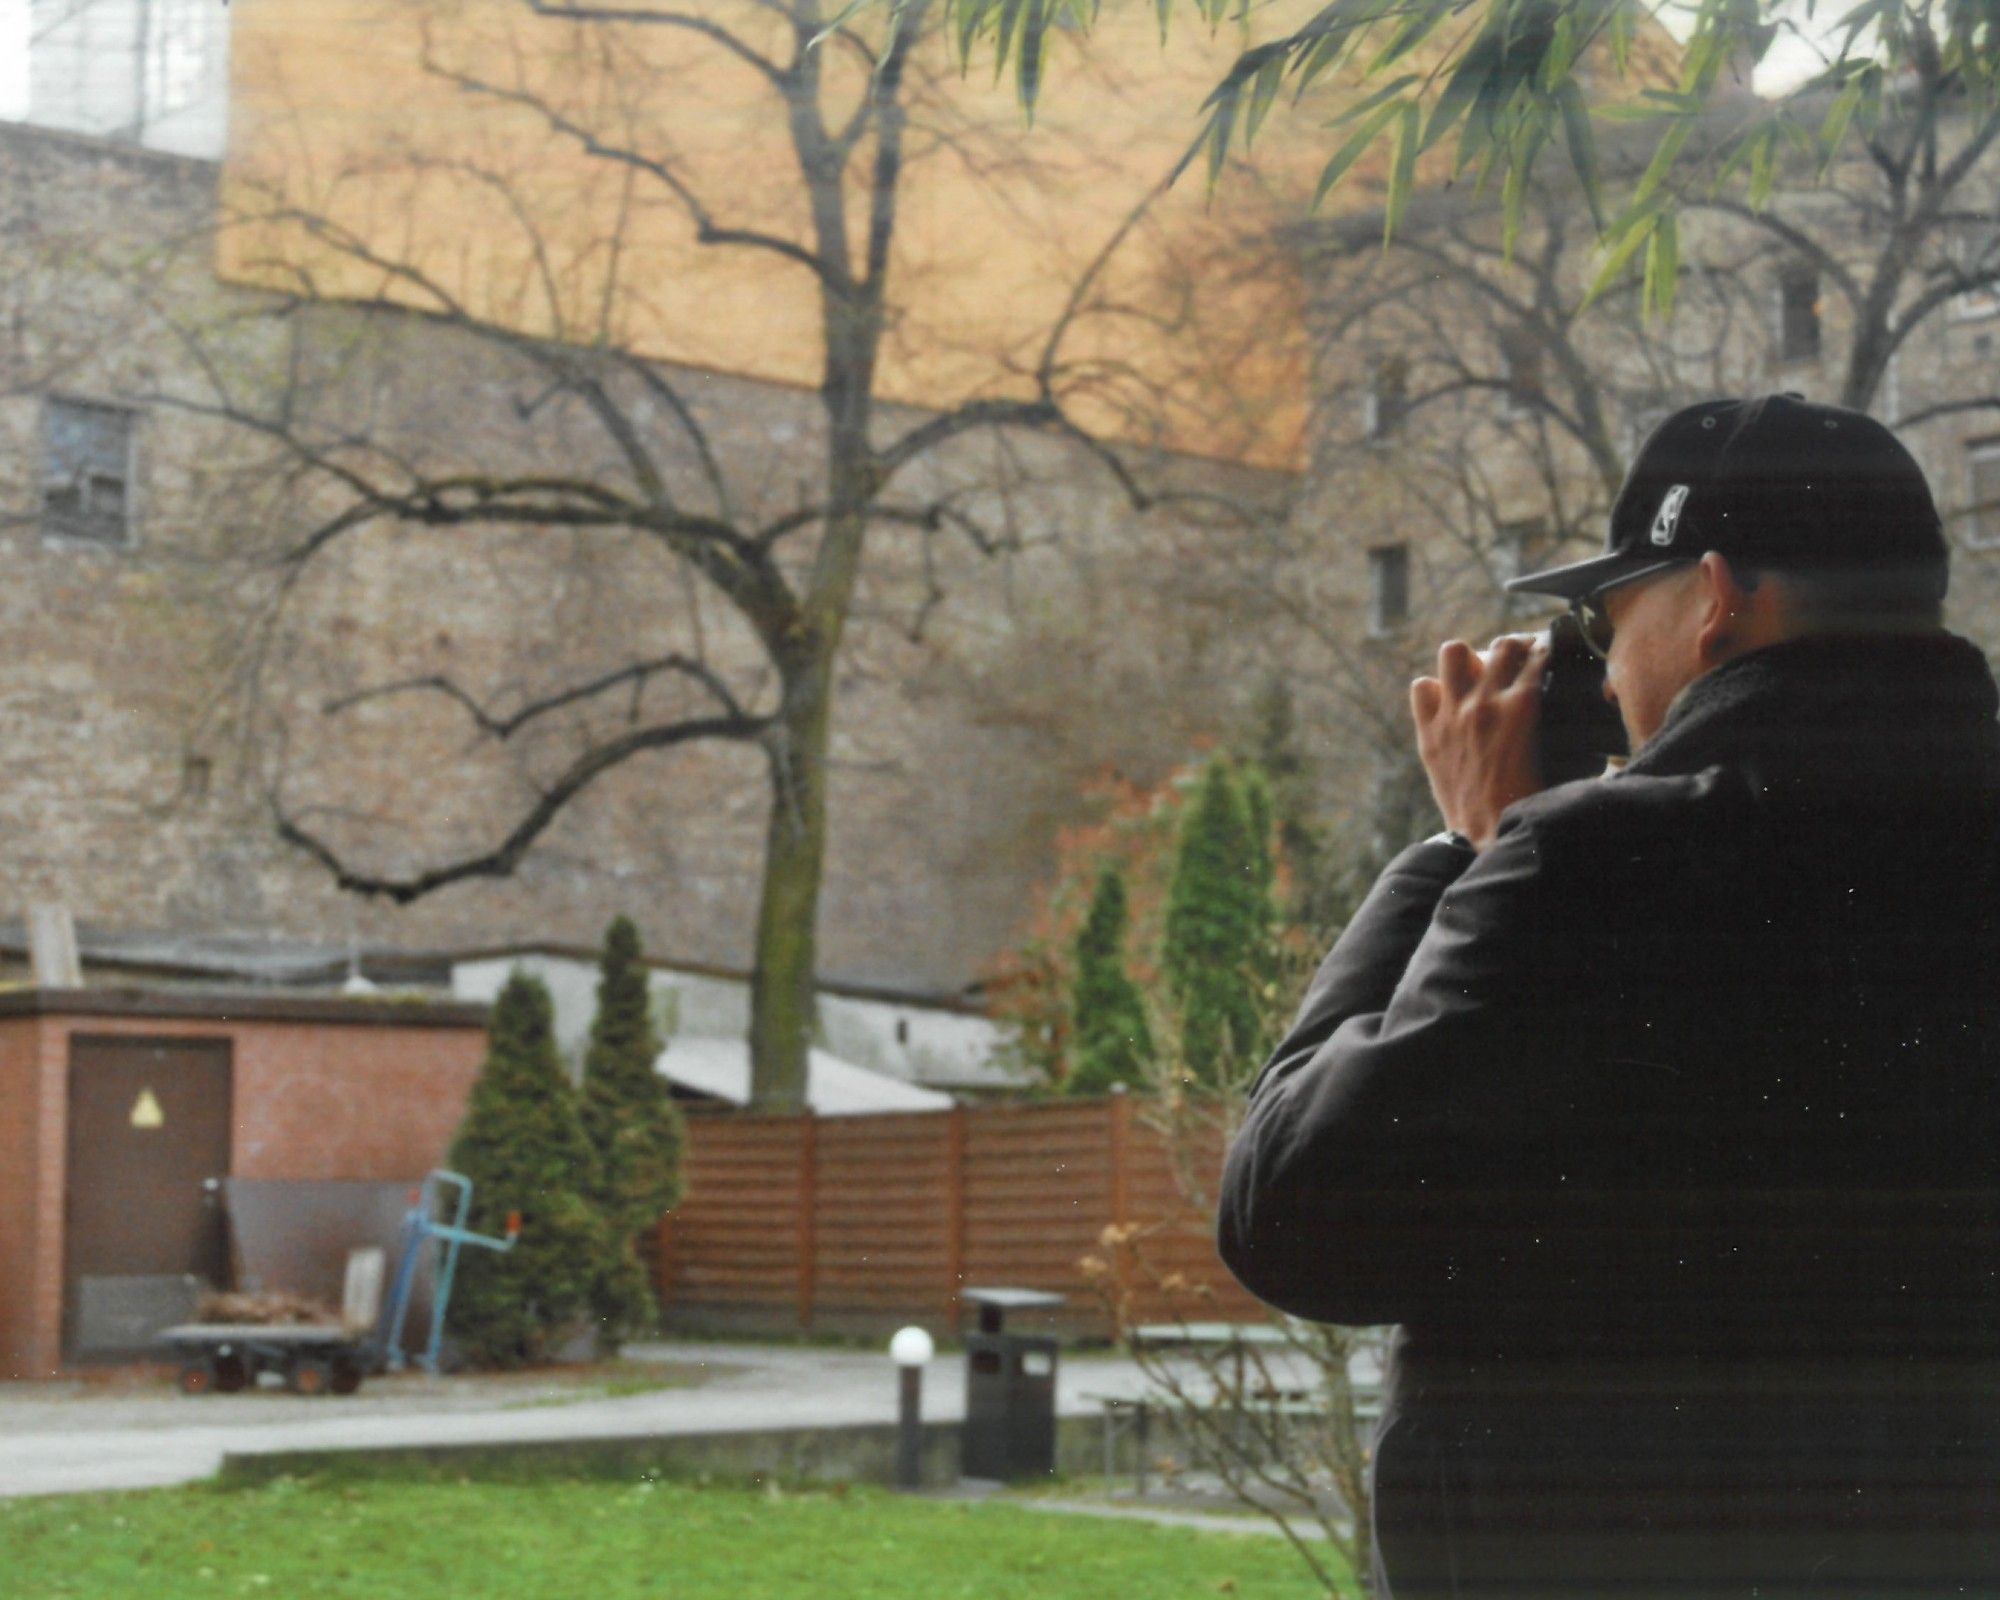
991, 0, 1027, 87
1556, 77, 1603, 232
1457, 44, 1515, 175
1383, 99, 1420, 244
1629, 114, 1695, 213
1643, 211, 1680, 320
1329, 71, 1420, 131
1421, 36, 1496, 153
1582, 205, 1661, 310
1540, 11, 1576, 91
1364, 0, 1450, 76
1499, 118, 1545, 261
1817, 74, 1864, 167
1749, 125, 1777, 207
1310, 97, 1405, 210
1609, 1, 1633, 73
1292, 29, 1351, 94
1018, 1, 1049, 118
1244, 54, 1286, 145
1206, 87, 1239, 187
810, 0, 879, 52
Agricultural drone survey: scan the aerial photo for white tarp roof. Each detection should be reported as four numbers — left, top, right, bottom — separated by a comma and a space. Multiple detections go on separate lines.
656, 1037, 954, 1117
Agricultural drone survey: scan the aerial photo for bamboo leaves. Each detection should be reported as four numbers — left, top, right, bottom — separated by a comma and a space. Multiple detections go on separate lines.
864, 0, 1961, 314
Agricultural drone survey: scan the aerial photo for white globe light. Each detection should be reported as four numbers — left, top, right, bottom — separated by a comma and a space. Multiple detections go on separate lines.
889, 1325, 935, 1368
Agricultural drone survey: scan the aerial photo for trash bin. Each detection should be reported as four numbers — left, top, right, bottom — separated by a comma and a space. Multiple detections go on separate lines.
961, 1286, 1066, 1481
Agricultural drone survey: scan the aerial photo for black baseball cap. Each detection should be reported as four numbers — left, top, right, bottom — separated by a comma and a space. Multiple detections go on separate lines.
1505, 394, 1947, 601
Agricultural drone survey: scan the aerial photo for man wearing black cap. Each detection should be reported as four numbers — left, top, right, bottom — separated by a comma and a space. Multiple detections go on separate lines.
1218, 395, 2000, 1597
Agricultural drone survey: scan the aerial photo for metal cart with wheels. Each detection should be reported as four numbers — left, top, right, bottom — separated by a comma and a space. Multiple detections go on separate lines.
157, 1168, 518, 1396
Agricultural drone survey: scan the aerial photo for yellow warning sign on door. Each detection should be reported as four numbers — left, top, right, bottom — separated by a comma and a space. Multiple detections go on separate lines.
129, 1089, 165, 1130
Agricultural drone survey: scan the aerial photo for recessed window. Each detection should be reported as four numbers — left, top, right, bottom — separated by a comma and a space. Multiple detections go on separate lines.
894, 1018, 909, 1046
1368, 544, 1410, 636
1949, 225, 2000, 321
1966, 441, 2000, 549
43, 399, 135, 547
1365, 356, 1409, 441
1499, 328, 1544, 415
1778, 265, 1822, 364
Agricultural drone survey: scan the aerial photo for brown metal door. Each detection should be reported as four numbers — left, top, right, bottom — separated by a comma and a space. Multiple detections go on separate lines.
64, 1035, 233, 1356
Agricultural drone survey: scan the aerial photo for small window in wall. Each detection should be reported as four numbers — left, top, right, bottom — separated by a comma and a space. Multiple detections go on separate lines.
1949, 225, 2000, 321
43, 398, 135, 546
894, 1018, 910, 1046
1778, 264, 1822, 364
1499, 328, 1545, 415
1368, 544, 1410, 636
1365, 356, 1409, 440
1966, 440, 2000, 549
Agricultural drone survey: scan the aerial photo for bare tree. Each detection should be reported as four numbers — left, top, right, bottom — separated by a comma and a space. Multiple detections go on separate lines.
173, 0, 1295, 1108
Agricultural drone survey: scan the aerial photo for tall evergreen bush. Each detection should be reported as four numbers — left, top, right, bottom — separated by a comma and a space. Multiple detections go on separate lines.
579, 916, 687, 1345
446, 972, 605, 1368
1163, 759, 1277, 1085
1066, 866, 1154, 1095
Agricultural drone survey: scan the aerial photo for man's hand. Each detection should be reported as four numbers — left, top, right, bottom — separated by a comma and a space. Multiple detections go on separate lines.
1410, 634, 1548, 851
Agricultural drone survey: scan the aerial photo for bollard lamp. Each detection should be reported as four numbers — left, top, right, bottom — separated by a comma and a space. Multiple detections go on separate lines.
890, 1325, 935, 1368
889, 1325, 933, 1489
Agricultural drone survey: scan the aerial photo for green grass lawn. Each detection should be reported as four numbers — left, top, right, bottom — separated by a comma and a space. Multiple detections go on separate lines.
0, 1475, 1348, 1599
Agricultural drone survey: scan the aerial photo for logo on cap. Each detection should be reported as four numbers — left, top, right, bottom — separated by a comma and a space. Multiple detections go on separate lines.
1650, 484, 1690, 547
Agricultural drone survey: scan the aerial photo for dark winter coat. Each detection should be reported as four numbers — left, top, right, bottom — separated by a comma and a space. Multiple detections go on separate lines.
1218, 632, 2000, 1598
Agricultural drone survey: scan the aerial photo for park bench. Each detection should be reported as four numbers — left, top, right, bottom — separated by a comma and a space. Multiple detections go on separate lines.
1086, 1322, 1383, 1492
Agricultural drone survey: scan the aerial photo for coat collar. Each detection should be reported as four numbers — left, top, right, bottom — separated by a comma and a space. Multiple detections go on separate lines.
1627, 631, 2000, 786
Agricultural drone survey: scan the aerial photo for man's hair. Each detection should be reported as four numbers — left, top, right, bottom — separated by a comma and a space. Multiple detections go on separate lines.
1745, 563, 1946, 634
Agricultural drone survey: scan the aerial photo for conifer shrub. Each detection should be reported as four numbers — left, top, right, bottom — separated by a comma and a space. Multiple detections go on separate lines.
578, 916, 687, 1346
1163, 759, 1277, 1085
446, 972, 606, 1368
1066, 866, 1154, 1095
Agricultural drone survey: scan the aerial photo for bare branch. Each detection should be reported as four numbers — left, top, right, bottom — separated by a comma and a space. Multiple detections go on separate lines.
522, 0, 789, 84
275, 708, 772, 904
323, 651, 754, 739
417, 52, 842, 289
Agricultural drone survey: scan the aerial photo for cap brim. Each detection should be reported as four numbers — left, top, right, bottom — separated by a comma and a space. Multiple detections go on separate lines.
1503, 551, 1664, 601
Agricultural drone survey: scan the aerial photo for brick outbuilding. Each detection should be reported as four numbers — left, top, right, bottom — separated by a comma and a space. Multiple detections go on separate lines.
0, 988, 488, 1379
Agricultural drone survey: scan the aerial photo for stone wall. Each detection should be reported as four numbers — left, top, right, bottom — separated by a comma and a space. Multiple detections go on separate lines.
0, 118, 1304, 996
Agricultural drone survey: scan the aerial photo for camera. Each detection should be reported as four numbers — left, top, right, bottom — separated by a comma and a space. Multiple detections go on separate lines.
1537, 612, 1628, 785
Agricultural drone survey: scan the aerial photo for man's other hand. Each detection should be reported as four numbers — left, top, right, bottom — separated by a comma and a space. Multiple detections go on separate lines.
1410, 634, 1548, 851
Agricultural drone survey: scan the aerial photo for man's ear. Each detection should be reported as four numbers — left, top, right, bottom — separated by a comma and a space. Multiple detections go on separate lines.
1692, 553, 1757, 667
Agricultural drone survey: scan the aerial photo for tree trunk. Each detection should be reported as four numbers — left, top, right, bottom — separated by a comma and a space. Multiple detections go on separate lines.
746, 648, 834, 1111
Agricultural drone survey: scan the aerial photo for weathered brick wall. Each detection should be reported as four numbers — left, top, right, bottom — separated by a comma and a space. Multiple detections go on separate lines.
0, 120, 1304, 998
0, 997, 489, 1377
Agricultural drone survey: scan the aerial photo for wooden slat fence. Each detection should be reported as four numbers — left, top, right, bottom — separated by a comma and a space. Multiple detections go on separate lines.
656, 1095, 1265, 1338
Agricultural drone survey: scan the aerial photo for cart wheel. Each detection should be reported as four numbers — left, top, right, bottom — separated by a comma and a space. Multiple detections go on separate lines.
329, 1357, 363, 1396
288, 1358, 335, 1397
176, 1360, 215, 1396
213, 1354, 250, 1394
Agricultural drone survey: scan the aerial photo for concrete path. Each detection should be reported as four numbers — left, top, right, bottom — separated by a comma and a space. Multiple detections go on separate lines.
0, 1341, 1161, 1500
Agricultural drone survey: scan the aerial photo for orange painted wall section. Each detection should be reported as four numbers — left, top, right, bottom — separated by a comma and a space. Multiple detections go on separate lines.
220, 0, 1317, 471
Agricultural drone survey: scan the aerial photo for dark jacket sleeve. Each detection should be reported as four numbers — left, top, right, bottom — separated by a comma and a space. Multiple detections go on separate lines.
1217, 816, 1605, 1327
